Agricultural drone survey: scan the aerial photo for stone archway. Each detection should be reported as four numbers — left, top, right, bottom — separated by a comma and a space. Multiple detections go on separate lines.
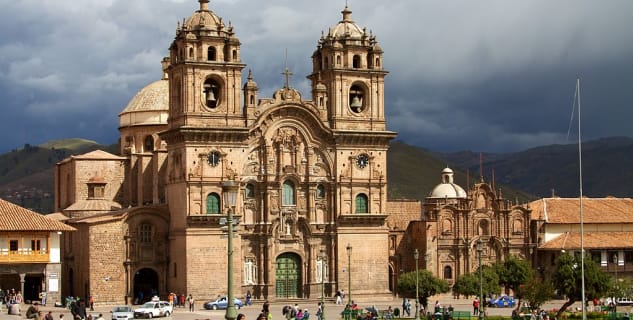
275, 252, 302, 298
133, 268, 159, 304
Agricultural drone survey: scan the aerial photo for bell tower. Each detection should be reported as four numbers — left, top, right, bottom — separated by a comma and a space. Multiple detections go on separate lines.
308, 5, 387, 131
166, 0, 246, 130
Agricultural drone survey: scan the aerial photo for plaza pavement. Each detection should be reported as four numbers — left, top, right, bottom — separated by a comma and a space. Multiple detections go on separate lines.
1, 296, 616, 320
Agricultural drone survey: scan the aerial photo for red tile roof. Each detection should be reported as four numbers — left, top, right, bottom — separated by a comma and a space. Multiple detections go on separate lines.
0, 198, 75, 232
529, 198, 633, 223
540, 231, 633, 250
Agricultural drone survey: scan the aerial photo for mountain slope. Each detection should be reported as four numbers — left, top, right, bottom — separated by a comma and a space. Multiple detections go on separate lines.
440, 136, 633, 198
0, 139, 118, 212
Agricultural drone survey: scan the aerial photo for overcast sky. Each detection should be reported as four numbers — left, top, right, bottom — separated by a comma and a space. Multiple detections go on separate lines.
1, 0, 632, 154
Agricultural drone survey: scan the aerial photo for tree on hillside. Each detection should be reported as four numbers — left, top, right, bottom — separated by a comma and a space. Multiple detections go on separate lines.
398, 269, 450, 310
552, 253, 611, 319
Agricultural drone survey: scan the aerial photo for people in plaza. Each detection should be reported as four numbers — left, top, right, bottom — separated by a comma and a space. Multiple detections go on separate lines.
89, 295, 95, 311
297, 308, 305, 320
95, 314, 105, 320
44, 311, 54, 320
26, 302, 41, 320
246, 290, 252, 306
384, 306, 393, 320
237, 313, 246, 320
335, 290, 342, 305
473, 298, 480, 316
188, 294, 195, 312
434, 300, 441, 313
303, 308, 310, 320
316, 303, 322, 320
39, 291, 47, 306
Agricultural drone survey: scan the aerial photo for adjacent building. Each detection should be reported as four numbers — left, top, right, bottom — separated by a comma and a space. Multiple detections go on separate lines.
0, 198, 75, 305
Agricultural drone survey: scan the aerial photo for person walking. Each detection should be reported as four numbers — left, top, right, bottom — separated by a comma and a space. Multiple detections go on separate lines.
188, 294, 194, 312
473, 298, 479, 316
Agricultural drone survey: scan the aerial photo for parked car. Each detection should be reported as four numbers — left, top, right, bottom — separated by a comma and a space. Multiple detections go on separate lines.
488, 296, 516, 308
133, 300, 173, 318
203, 296, 244, 310
111, 305, 134, 320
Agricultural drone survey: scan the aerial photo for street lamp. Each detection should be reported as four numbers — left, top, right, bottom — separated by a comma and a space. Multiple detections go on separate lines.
414, 249, 420, 320
476, 239, 484, 320
222, 179, 239, 320
318, 249, 327, 320
346, 243, 352, 305
613, 253, 619, 310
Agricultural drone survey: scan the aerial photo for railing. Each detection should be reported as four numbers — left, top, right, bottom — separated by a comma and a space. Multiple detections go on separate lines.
0, 250, 50, 263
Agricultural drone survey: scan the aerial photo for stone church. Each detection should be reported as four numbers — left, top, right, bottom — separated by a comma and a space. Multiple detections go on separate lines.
53, 1, 537, 305
55, 0, 397, 304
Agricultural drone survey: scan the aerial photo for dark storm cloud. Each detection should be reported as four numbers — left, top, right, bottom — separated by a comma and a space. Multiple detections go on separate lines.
0, 0, 631, 153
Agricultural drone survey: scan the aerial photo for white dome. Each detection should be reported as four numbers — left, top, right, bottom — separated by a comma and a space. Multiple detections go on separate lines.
428, 183, 467, 199
119, 79, 169, 127
427, 167, 467, 199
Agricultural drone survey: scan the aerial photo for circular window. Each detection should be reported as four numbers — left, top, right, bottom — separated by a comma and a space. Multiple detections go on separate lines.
356, 153, 369, 169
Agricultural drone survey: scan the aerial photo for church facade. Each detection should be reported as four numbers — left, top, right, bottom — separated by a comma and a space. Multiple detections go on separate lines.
55, 1, 397, 304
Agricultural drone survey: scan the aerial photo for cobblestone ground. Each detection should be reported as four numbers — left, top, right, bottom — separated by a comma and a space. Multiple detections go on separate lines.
3, 297, 625, 320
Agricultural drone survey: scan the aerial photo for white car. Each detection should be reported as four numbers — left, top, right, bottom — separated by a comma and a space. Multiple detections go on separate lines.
111, 305, 134, 320
133, 301, 173, 318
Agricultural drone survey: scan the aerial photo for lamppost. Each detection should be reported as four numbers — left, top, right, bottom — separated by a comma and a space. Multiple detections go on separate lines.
318, 249, 327, 320
476, 239, 484, 320
346, 243, 352, 305
414, 249, 420, 320
613, 253, 618, 310
222, 179, 239, 320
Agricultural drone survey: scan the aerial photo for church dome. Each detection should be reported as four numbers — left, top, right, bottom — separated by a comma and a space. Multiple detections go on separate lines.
428, 167, 467, 199
328, 6, 365, 40
183, 0, 225, 32
119, 79, 169, 127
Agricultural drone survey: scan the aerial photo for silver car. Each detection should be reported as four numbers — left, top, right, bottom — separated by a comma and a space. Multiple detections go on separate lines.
111, 305, 134, 320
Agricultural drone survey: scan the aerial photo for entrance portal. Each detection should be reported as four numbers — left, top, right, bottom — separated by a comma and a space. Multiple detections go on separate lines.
24, 274, 43, 302
275, 253, 301, 298
133, 268, 158, 304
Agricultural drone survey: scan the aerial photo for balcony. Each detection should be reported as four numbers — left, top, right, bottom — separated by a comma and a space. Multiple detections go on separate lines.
0, 250, 50, 263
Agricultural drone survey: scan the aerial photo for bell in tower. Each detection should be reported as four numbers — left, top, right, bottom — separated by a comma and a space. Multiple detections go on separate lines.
204, 80, 219, 109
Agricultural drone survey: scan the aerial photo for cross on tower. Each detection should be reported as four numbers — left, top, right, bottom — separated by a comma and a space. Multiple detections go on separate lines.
282, 67, 293, 89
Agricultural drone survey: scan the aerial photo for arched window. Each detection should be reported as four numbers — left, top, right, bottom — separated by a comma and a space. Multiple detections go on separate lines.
349, 84, 365, 113
245, 183, 255, 198
203, 78, 220, 108
355, 193, 368, 213
319, 97, 324, 107
207, 46, 217, 61
353, 55, 361, 68
443, 265, 453, 279
144, 135, 154, 152
282, 180, 295, 206
140, 224, 152, 243
478, 219, 489, 236
336, 55, 341, 65
206, 193, 221, 214
189, 47, 194, 58
249, 95, 255, 105
232, 49, 237, 61
375, 57, 380, 68
316, 184, 325, 199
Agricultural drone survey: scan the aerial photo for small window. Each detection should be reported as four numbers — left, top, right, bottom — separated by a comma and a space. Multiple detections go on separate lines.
444, 265, 453, 279
336, 55, 341, 65
316, 184, 325, 199
250, 95, 255, 105
206, 193, 221, 214
9, 240, 18, 252
144, 135, 154, 152
353, 55, 361, 68
375, 57, 380, 68
232, 49, 237, 61
140, 224, 152, 243
355, 193, 368, 213
31, 240, 41, 251
245, 184, 255, 198
189, 47, 194, 58
208, 46, 217, 61
319, 97, 324, 107
282, 180, 295, 206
